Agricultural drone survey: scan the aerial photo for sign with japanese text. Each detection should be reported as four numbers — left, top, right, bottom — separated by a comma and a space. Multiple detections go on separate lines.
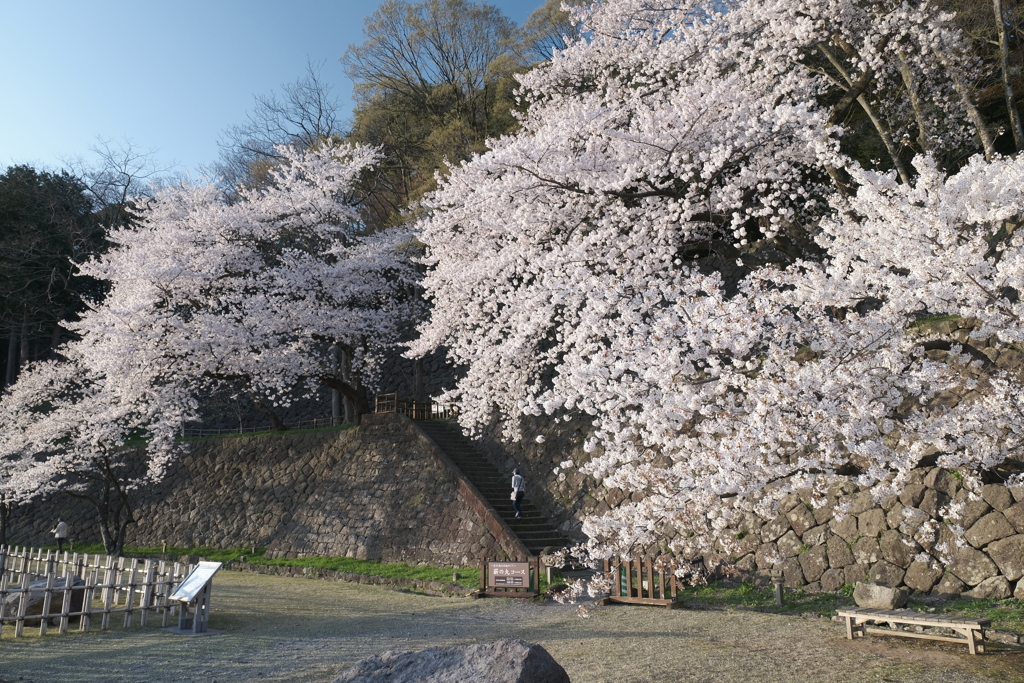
488, 561, 529, 588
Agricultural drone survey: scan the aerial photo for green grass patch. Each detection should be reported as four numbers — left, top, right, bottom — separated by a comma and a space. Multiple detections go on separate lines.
674, 580, 1023, 633
63, 543, 568, 593
908, 595, 1024, 634
676, 580, 852, 617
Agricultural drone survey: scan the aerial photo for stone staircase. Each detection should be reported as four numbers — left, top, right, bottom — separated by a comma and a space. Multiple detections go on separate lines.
416, 421, 568, 557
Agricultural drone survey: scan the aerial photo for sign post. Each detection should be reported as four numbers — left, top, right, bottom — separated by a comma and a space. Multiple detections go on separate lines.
166, 561, 222, 634
479, 558, 540, 598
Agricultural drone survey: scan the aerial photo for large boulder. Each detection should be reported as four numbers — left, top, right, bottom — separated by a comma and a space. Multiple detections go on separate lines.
964, 512, 1016, 549
964, 576, 1012, 600
986, 535, 1024, 581
331, 639, 571, 683
1, 576, 85, 626
853, 582, 908, 609
903, 561, 943, 593
947, 547, 998, 586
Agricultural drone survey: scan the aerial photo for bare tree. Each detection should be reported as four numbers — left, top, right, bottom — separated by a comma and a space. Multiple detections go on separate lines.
515, 0, 585, 63
63, 136, 174, 230
216, 59, 344, 191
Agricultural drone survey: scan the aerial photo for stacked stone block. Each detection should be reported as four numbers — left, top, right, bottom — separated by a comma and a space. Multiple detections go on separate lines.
717, 470, 1024, 599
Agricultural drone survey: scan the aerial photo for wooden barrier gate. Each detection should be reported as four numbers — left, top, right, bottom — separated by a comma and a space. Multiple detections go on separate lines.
0, 545, 193, 638
601, 557, 681, 609
375, 393, 459, 420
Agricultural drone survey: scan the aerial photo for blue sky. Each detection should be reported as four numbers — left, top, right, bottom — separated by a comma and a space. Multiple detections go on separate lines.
0, 0, 545, 177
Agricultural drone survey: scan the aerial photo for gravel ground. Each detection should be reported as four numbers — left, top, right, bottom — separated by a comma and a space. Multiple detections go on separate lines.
1, 571, 1022, 683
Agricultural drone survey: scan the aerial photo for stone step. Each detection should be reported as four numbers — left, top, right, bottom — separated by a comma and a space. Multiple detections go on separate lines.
417, 419, 567, 555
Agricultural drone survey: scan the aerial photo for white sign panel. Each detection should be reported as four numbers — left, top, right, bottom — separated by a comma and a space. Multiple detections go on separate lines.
170, 561, 222, 603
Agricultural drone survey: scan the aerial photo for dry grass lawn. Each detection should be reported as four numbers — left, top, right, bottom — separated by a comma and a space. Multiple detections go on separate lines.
1, 571, 1022, 682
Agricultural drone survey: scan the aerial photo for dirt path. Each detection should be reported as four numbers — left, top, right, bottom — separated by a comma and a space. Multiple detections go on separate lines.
1, 571, 1021, 683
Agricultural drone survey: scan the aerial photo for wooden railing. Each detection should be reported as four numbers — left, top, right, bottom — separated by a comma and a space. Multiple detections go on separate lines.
601, 556, 681, 609
0, 545, 192, 637
375, 393, 458, 420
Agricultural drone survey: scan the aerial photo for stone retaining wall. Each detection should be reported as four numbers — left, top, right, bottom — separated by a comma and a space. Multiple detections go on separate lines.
470, 415, 1024, 600
10, 415, 507, 568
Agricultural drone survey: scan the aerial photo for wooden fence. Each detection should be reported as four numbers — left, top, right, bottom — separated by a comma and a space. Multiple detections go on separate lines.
375, 393, 459, 420
601, 556, 681, 609
0, 545, 193, 638
181, 415, 346, 438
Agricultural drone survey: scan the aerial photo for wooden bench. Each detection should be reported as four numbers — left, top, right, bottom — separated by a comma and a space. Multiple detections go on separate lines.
837, 607, 991, 655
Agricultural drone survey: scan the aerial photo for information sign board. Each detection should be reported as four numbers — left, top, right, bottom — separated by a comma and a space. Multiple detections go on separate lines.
488, 561, 529, 588
170, 561, 222, 603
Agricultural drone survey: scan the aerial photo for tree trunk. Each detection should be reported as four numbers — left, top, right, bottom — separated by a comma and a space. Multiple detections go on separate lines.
340, 347, 356, 424
994, 0, 1024, 151
0, 496, 10, 548
71, 458, 137, 556
19, 311, 29, 369
4, 321, 17, 387
817, 41, 910, 183
936, 49, 996, 159
413, 357, 425, 403
47, 321, 63, 358
896, 49, 932, 153
331, 345, 342, 425
251, 395, 288, 431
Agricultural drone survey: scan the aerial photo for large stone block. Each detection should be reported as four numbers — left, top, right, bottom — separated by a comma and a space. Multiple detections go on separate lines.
960, 498, 993, 530
965, 512, 1016, 549
899, 483, 926, 508
853, 582, 908, 609
1016, 578, 1024, 601
761, 514, 791, 543
981, 484, 1014, 512
786, 505, 816, 537
919, 489, 949, 518
964, 576, 1012, 600
820, 568, 845, 593
857, 509, 887, 540
331, 639, 570, 683
852, 537, 881, 565
879, 530, 919, 569
868, 560, 906, 588
781, 557, 805, 588
924, 468, 959, 498
798, 545, 829, 583
829, 514, 858, 542
802, 524, 829, 547
755, 543, 781, 570
848, 491, 877, 515
827, 535, 854, 568
947, 547, 999, 586
904, 561, 943, 593
932, 574, 966, 598
986, 534, 1024, 581
777, 531, 802, 558
1003, 502, 1024, 534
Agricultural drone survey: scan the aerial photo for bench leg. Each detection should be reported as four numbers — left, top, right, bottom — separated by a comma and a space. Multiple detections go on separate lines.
967, 629, 984, 655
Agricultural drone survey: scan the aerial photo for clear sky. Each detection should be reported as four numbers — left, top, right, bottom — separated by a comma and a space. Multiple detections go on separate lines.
0, 0, 545, 177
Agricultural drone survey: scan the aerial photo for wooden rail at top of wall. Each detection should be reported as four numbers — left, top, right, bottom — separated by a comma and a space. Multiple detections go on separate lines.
0, 545, 192, 638
374, 393, 459, 420
601, 556, 682, 609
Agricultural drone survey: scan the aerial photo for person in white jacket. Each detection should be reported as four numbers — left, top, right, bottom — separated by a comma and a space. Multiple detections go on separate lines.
511, 468, 525, 518
51, 518, 69, 553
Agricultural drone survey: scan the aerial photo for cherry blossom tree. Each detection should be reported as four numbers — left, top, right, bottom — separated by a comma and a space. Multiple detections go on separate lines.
0, 142, 421, 552
412, 0, 1024, 565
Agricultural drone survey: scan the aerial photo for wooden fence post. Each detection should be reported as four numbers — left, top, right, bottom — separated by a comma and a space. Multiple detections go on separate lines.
38, 558, 55, 636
